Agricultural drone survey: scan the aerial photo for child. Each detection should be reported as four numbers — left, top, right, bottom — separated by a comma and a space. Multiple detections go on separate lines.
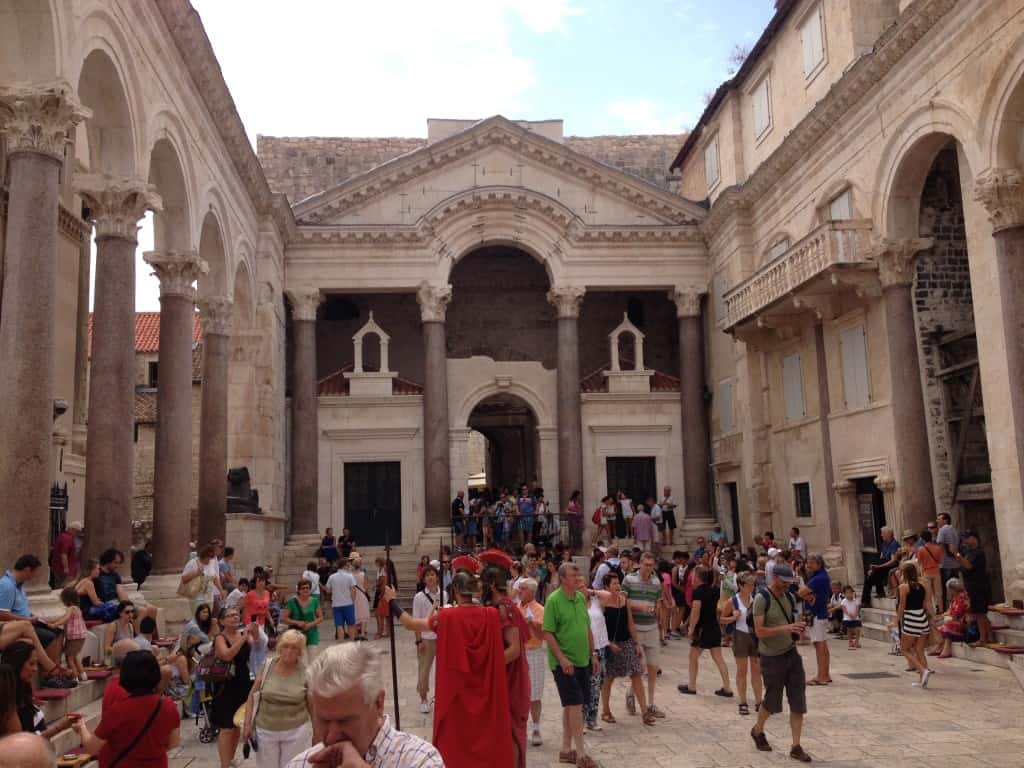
51, 586, 88, 682
828, 582, 845, 635
224, 577, 249, 611
840, 585, 862, 649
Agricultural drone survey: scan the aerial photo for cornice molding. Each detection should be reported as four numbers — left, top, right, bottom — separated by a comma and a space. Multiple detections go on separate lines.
700, 0, 959, 240
293, 118, 705, 227
58, 204, 90, 244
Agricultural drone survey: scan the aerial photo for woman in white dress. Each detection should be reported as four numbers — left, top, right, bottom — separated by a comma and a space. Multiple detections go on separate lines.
350, 554, 370, 641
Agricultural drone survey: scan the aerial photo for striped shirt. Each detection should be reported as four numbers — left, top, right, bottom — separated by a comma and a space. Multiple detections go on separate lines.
623, 572, 661, 628
286, 716, 443, 768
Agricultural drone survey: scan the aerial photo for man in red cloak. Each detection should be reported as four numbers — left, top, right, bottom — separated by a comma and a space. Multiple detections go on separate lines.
479, 548, 531, 768
384, 561, 513, 768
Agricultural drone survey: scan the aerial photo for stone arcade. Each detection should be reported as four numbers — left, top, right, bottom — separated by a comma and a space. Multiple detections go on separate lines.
3, 0, 1024, 612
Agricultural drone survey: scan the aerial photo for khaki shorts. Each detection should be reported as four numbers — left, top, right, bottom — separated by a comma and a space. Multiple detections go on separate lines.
732, 630, 758, 659
635, 626, 659, 668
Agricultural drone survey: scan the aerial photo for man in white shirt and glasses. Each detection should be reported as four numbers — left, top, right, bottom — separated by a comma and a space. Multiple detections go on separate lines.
287, 643, 443, 768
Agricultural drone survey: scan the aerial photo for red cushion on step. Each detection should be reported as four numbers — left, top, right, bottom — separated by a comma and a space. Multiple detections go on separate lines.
84, 620, 104, 628
992, 646, 1024, 654
33, 688, 72, 701
84, 669, 111, 679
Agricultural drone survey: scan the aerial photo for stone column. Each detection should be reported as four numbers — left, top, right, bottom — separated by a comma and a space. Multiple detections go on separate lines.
973, 168, 1024, 599
0, 83, 89, 575
547, 286, 585, 516
71, 220, 93, 455
672, 287, 711, 518
146, 252, 207, 572
288, 289, 322, 535
418, 283, 452, 527
77, 175, 162, 561
874, 239, 935, 535
197, 297, 233, 545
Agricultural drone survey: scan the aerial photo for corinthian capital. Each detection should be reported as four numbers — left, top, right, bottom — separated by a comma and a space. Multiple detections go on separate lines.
144, 251, 208, 300
75, 173, 162, 242
669, 285, 705, 318
198, 296, 233, 336
546, 286, 586, 318
417, 282, 452, 323
0, 80, 91, 161
973, 168, 1024, 233
288, 289, 322, 322
870, 237, 933, 288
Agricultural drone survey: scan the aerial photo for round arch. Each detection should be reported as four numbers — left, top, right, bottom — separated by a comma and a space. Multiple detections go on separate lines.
198, 208, 228, 299
0, 0, 60, 82
230, 257, 256, 331
976, 38, 1024, 169
147, 136, 191, 252
76, 46, 136, 176
875, 103, 981, 240
454, 379, 555, 430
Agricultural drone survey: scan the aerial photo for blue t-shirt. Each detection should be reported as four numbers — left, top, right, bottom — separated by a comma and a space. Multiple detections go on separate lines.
806, 569, 831, 620
0, 571, 30, 617
517, 496, 535, 516
95, 571, 122, 603
880, 538, 899, 561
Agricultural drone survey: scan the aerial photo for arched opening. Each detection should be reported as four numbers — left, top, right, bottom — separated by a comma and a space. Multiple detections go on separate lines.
147, 138, 190, 252
468, 393, 539, 495
448, 245, 555, 366
995, 73, 1024, 169
77, 49, 135, 176
616, 329, 638, 371
0, 1, 58, 82
198, 210, 227, 299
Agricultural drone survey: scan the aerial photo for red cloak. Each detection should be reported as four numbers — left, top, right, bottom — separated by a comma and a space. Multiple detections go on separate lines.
497, 596, 531, 768
432, 605, 513, 768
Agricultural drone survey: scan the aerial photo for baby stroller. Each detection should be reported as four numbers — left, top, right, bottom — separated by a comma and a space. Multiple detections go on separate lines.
191, 650, 235, 743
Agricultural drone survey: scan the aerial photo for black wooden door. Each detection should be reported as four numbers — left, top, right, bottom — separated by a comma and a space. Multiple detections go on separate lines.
855, 477, 886, 574
606, 457, 656, 508
344, 462, 402, 547
726, 482, 741, 547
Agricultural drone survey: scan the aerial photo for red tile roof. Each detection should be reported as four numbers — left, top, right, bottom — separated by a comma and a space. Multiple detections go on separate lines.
88, 311, 203, 355
318, 364, 424, 396
134, 390, 158, 424
579, 358, 681, 393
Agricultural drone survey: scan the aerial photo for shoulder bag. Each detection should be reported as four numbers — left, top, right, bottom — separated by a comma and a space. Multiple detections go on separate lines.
110, 696, 164, 767
177, 564, 207, 599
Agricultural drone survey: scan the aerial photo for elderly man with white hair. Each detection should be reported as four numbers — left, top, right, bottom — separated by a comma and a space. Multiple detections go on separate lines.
286, 642, 442, 768
516, 577, 546, 746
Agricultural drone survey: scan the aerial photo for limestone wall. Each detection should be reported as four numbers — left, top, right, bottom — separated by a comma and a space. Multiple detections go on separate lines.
563, 135, 684, 192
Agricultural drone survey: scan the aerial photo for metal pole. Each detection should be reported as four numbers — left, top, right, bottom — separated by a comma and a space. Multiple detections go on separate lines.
384, 526, 401, 730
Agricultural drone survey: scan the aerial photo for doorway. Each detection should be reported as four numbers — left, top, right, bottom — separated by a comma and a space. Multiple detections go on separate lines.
961, 500, 1004, 603
343, 461, 402, 546
468, 394, 540, 493
855, 477, 887, 576
606, 457, 657, 508
725, 482, 741, 547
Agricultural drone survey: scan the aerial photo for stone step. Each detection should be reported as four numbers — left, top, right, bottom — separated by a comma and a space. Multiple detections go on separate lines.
50, 697, 104, 758
862, 606, 1024, 648
37, 676, 109, 723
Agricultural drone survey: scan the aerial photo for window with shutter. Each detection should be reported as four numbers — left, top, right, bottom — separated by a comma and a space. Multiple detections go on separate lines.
704, 136, 720, 189
718, 380, 735, 434
782, 353, 805, 421
828, 189, 852, 220
768, 238, 790, 261
752, 76, 771, 138
800, 4, 825, 77
839, 324, 870, 409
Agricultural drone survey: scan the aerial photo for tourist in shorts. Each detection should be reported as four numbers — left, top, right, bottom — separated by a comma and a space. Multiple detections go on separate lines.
325, 558, 357, 641
750, 564, 811, 762
840, 585, 862, 648
677, 565, 733, 699
720, 572, 761, 715
622, 552, 664, 724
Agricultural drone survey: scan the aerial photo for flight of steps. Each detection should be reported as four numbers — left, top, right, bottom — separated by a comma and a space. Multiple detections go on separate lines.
37, 670, 111, 761
603, 516, 719, 551
860, 594, 1024, 669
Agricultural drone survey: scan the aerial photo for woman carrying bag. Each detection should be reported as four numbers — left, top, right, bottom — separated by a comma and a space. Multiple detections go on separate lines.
242, 629, 312, 768
73, 651, 180, 767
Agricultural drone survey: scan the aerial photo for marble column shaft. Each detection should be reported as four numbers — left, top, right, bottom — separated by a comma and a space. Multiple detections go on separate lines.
148, 252, 206, 572
876, 239, 935, 534
673, 289, 710, 518
198, 298, 232, 546
72, 224, 92, 455
0, 82, 88, 575
549, 287, 585, 515
78, 175, 161, 561
418, 284, 452, 528
289, 290, 321, 535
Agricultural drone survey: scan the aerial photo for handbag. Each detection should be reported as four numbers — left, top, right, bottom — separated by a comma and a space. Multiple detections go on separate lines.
592, 507, 602, 526
177, 566, 207, 599
241, 657, 275, 756
110, 696, 164, 767
195, 650, 235, 682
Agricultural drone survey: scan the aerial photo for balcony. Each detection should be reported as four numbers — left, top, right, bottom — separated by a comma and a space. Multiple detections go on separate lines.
721, 220, 875, 331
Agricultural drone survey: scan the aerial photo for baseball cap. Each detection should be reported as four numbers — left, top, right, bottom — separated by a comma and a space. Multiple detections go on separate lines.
772, 564, 798, 584
767, 547, 781, 557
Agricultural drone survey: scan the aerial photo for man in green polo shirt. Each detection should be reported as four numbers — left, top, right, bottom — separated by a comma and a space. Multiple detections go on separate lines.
543, 562, 598, 767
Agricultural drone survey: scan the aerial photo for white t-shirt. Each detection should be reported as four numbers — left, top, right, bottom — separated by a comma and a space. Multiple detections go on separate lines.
412, 588, 441, 640
840, 598, 860, 621
789, 537, 807, 556
182, 558, 218, 604
302, 569, 321, 596
620, 499, 634, 519
224, 588, 246, 610
660, 495, 676, 512
326, 570, 356, 608
650, 504, 663, 523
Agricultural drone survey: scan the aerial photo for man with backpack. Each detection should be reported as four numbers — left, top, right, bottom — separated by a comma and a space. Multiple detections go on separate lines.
750, 564, 812, 763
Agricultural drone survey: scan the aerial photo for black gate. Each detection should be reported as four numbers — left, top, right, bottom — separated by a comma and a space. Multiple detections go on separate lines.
344, 462, 402, 547
49, 483, 68, 588
855, 477, 887, 576
606, 457, 656, 508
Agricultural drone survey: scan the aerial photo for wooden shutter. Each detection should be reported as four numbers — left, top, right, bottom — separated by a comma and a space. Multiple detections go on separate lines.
839, 324, 870, 409
718, 380, 735, 433
753, 76, 771, 137
782, 353, 805, 421
801, 5, 824, 75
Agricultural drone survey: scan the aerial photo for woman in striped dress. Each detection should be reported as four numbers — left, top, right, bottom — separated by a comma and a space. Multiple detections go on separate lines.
896, 561, 934, 688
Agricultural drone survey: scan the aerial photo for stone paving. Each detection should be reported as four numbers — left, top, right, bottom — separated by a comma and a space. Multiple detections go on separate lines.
169, 626, 1023, 767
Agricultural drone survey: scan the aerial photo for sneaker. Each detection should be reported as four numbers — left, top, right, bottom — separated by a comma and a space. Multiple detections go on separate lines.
789, 744, 812, 762
625, 692, 636, 715
750, 727, 772, 752
646, 705, 665, 719
531, 726, 543, 745
419, 700, 431, 714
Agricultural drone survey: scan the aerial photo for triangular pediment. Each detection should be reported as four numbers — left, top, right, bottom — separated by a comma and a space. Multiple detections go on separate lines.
292, 116, 705, 229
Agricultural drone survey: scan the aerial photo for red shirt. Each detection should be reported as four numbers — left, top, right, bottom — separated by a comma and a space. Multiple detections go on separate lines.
101, 675, 128, 712
244, 590, 270, 625
51, 531, 77, 578
95, 693, 178, 767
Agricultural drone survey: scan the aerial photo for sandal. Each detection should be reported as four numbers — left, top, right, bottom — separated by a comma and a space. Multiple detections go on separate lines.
738, 702, 750, 715
808, 679, 828, 686
559, 750, 578, 764
577, 756, 600, 768
677, 684, 696, 695
600, 712, 616, 724
714, 688, 734, 697
642, 710, 657, 726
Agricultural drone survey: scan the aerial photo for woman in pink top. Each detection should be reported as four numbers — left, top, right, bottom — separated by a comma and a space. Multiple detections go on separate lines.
632, 505, 655, 550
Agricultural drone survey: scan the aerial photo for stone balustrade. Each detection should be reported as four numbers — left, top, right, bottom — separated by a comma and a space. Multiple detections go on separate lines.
722, 219, 874, 330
